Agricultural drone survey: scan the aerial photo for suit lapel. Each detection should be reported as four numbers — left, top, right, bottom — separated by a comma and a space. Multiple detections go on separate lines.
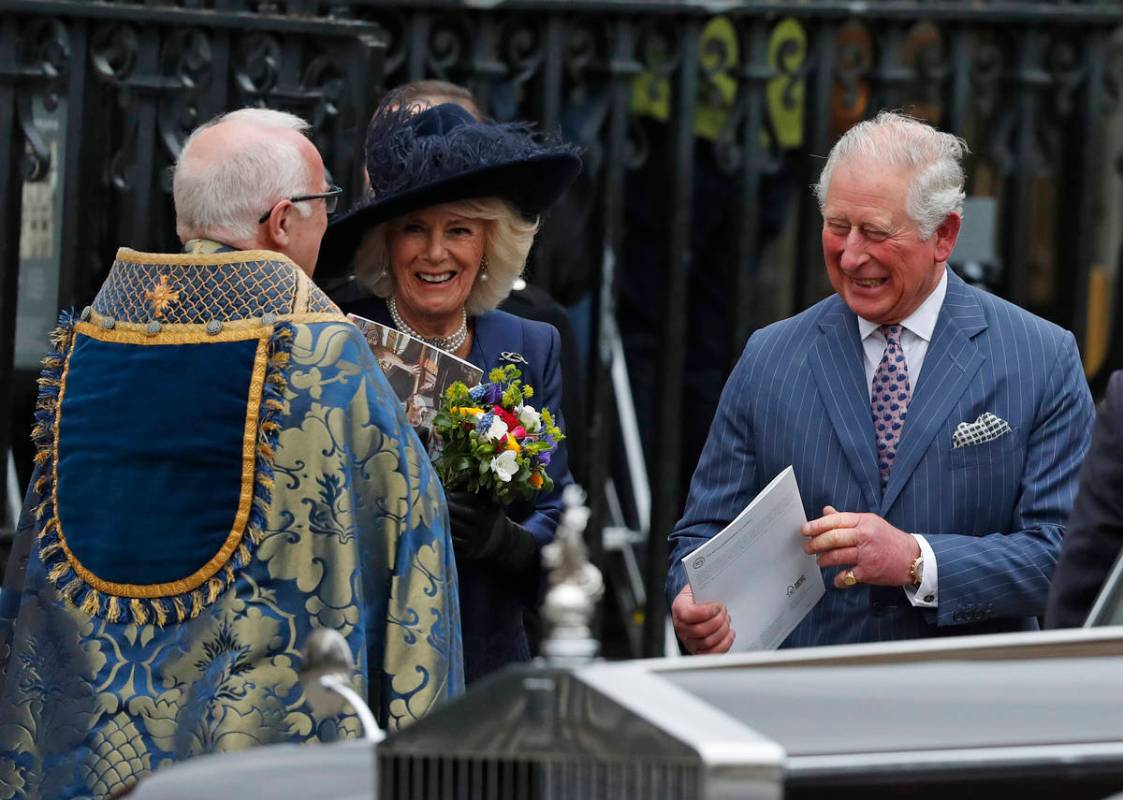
470, 311, 527, 373
810, 300, 882, 510
880, 273, 988, 513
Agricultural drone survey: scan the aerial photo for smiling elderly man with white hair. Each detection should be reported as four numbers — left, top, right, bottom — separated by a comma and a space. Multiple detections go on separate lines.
0, 108, 462, 798
667, 110, 1094, 654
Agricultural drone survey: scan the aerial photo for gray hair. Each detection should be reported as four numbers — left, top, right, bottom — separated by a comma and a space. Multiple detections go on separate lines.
174, 107, 314, 242
353, 197, 539, 316
814, 110, 968, 240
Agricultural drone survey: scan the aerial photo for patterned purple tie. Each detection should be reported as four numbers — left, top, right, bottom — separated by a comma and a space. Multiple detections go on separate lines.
872, 324, 911, 487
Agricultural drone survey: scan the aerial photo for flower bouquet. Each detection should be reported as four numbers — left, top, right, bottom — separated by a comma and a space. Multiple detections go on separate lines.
431, 364, 564, 504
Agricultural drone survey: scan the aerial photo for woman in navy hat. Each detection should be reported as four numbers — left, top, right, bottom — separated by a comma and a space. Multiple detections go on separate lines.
317, 97, 581, 684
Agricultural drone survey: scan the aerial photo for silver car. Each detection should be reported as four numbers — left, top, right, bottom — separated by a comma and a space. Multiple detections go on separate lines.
133, 568, 1123, 799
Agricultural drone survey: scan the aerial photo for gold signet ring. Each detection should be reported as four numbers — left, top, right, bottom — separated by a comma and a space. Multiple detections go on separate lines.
843, 570, 858, 587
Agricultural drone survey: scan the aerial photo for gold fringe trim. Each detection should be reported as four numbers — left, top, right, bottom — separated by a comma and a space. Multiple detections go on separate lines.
59, 580, 81, 602
152, 599, 168, 627
80, 591, 100, 616
38, 518, 57, 540
107, 595, 122, 623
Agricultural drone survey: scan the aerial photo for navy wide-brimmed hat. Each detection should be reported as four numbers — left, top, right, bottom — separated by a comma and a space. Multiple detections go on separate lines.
316, 102, 582, 282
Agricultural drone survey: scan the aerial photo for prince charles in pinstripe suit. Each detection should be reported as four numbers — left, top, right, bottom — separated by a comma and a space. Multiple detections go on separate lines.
667, 112, 1095, 653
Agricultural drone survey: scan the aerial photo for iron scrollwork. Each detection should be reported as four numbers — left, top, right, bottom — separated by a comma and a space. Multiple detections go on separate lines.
1046, 36, 1086, 118
970, 36, 1005, 118
90, 22, 138, 84
499, 15, 544, 87
625, 17, 688, 173
909, 21, 949, 111
555, 19, 612, 175
14, 17, 71, 182
234, 32, 283, 98
158, 28, 214, 169
832, 21, 874, 117
426, 12, 471, 80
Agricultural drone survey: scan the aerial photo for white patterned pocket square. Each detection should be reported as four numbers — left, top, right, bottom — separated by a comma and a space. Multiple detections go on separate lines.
953, 412, 1012, 449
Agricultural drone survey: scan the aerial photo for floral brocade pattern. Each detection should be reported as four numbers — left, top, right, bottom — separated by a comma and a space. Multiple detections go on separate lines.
0, 253, 462, 799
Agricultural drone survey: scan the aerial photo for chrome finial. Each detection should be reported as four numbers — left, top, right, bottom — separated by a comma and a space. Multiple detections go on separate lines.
540, 484, 604, 666
300, 627, 384, 743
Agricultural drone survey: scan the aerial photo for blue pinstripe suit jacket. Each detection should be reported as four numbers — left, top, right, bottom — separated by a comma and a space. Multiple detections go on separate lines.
667, 270, 1095, 645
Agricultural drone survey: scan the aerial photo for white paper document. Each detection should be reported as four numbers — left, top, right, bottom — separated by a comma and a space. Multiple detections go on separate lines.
682, 466, 824, 652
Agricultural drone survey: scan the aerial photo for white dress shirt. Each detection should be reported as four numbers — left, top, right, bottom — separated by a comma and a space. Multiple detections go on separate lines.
855, 269, 947, 608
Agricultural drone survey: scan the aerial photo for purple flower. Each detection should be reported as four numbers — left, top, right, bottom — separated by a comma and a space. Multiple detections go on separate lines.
476, 412, 495, 433
484, 383, 504, 405
469, 384, 486, 402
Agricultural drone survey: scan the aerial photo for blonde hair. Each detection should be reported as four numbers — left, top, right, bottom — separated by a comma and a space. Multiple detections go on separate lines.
354, 197, 538, 315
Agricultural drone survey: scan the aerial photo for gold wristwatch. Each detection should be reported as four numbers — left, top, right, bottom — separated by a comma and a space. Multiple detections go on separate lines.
909, 554, 924, 588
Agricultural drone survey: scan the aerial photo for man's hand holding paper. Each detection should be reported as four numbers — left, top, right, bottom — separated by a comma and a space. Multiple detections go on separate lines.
671, 585, 734, 655
677, 467, 825, 654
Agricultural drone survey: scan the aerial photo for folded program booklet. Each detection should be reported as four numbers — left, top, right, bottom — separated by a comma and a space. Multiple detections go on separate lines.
682, 465, 824, 652
348, 313, 483, 455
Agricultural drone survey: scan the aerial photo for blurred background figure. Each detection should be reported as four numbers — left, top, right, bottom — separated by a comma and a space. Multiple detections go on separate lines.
1047, 370, 1123, 628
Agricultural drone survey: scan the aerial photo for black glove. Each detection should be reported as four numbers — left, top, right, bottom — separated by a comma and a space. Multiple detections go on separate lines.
445, 491, 539, 574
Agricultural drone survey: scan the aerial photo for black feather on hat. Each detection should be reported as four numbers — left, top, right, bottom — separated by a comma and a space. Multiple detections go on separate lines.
315, 102, 582, 283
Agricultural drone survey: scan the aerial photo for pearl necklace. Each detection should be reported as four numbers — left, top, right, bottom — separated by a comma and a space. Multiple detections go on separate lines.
387, 296, 468, 353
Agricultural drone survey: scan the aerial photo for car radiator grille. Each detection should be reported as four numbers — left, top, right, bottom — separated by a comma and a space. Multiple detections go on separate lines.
378, 753, 702, 799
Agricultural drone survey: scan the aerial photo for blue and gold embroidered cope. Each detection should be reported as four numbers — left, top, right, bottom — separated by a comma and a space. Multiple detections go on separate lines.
0, 247, 463, 799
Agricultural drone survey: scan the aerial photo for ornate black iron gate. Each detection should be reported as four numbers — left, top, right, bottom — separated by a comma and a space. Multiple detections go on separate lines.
341, 0, 1123, 656
3, 1, 1123, 660
0, 0, 383, 544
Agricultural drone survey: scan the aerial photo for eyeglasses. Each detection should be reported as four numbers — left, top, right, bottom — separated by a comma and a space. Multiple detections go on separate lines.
258, 185, 343, 224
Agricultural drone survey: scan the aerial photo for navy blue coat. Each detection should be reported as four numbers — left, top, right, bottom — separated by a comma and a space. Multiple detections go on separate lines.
343, 296, 572, 682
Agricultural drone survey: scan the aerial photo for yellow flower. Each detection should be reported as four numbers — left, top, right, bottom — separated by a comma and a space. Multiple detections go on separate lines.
529, 472, 544, 489
451, 406, 484, 418
504, 434, 521, 453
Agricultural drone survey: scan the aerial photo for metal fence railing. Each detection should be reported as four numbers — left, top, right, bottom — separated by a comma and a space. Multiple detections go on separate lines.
0, 0, 383, 554
3, 0, 1123, 657
343, 0, 1123, 655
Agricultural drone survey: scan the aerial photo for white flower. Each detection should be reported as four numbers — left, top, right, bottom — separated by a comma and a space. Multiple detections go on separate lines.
482, 416, 508, 443
517, 405, 541, 433
490, 450, 519, 482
